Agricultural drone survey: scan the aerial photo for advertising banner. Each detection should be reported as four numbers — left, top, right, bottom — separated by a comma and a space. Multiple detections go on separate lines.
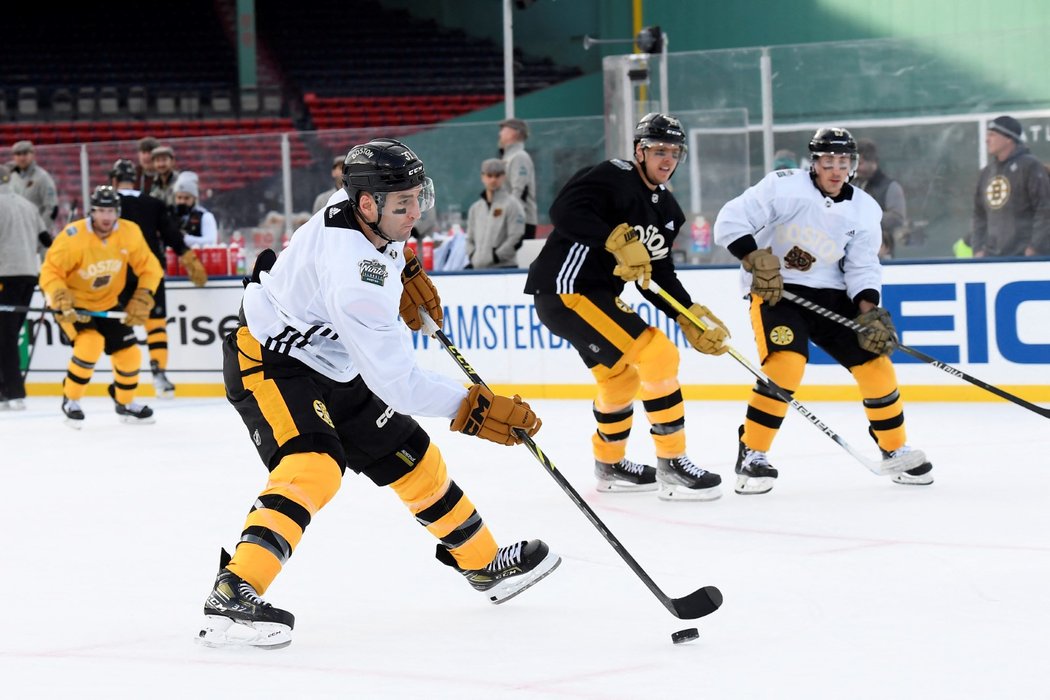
24, 260, 1050, 401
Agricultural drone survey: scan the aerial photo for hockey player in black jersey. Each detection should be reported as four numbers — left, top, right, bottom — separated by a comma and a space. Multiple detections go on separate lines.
524, 113, 730, 501
110, 159, 207, 398
197, 139, 557, 649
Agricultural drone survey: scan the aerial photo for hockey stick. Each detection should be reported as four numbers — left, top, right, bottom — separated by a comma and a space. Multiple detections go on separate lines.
419, 309, 723, 621
0, 305, 126, 320
780, 290, 1050, 420
20, 298, 47, 382
649, 281, 924, 476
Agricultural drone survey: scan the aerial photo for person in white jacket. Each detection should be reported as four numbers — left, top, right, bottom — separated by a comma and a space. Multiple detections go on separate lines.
172, 171, 217, 246
465, 158, 525, 268
197, 138, 557, 650
714, 127, 932, 496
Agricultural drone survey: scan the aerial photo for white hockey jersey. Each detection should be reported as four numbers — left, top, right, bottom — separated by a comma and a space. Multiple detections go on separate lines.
241, 189, 467, 419
714, 169, 883, 301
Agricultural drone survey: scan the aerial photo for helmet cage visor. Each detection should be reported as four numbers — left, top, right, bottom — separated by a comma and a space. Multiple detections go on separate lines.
638, 138, 688, 164
372, 176, 436, 216
810, 151, 858, 178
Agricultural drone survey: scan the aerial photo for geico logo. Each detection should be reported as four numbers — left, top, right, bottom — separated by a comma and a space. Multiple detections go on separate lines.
774, 223, 839, 261
78, 259, 123, 279
637, 224, 670, 260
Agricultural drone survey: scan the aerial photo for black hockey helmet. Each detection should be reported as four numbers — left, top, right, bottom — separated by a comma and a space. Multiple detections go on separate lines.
109, 158, 137, 184
809, 127, 857, 156
90, 184, 121, 215
808, 127, 858, 179
633, 112, 688, 163
343, 138, 434, 212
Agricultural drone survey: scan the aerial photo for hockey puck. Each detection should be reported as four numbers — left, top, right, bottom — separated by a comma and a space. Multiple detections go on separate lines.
671, 627, 699, 645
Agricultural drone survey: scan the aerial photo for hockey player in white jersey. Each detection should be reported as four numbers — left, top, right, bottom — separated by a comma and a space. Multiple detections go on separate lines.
714, 127, 932, 495
198, 138, 558, 649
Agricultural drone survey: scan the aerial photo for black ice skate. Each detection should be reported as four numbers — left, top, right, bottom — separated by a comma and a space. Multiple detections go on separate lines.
198, 550, 295, 649
735, 426, 779, 495
656, 455, 722, 501
151, 360, 175, 399
882, 445, 934, 485
594, 458, 658, 493
108, 384, 156, 424
442, 539, 561, 604
61, 396, 85, 429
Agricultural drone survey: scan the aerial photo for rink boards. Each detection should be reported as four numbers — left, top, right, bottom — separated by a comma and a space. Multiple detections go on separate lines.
22, 259, 1050, 402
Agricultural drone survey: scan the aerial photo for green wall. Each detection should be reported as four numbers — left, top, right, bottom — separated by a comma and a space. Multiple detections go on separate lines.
379, 0, 631, 74
381, 0, 1050, 118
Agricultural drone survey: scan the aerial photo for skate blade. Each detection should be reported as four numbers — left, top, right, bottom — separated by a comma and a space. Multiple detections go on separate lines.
892, 472, 934, 486
119, 414, 156, 425
197, 615, 292, 649
595, 479, 658, 493
879, 449, 928, 476
488, 552, 561, 605
64, 417, 84, 430
734, 475, 775, 495
657, 481, 722, 502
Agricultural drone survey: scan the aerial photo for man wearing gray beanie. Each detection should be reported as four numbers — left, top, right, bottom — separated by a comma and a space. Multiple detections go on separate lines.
972, 115, 1050, 257
173, 171, 217, 246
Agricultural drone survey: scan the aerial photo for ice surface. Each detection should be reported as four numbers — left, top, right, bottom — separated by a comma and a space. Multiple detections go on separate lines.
2, 397, 1047, 699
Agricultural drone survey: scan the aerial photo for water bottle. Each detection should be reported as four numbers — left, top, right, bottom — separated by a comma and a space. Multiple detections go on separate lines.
236, 245, 248, 276
405, 237, 418, 259
422, 235, 434, 271
228, 241, 240, 276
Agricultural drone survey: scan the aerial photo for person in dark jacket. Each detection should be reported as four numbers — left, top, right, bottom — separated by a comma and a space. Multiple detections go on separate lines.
972, 115, 1050, 257
110, 159, 206, 398
855, 139, 908, 259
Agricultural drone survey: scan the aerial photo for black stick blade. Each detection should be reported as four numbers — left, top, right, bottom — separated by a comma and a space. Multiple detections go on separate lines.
671, 585, 723, 619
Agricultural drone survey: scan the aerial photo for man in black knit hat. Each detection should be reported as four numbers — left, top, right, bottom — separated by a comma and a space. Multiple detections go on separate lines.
972, 115, 1050, 257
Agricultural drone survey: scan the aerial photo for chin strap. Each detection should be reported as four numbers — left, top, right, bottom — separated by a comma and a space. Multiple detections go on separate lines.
350, 197, 395, 244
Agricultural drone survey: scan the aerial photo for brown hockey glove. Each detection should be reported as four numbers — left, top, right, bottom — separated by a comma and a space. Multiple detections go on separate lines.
605, 223, 652, 289
123, 288, 156, 326
399, 246, 442, 331
49, 286, 86, 323
676, 303, 730, 355
742, 247, 783, 306
179, 249, 208, 287
855, 306, 897, 356
450, 384, 542, 446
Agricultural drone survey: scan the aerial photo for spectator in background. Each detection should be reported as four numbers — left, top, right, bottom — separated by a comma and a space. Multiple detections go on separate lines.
149, 145, 180, 206
312, 156, 344, 214
972, 115, 1050, 257
6, 141, 58, 228
0, 164, 48, 410
110, 159, 206, 400
498, 118, 537, 241
854, 138, 907, 259
173, 172, 218, 246
135, 137, 160, 193
466, 159, 525, 269
772, 149, 798, 170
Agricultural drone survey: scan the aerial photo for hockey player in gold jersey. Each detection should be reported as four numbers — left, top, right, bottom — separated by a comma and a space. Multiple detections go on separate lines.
38, 185, 163, 427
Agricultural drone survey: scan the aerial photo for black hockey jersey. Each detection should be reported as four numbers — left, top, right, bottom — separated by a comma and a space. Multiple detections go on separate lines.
117, 188, 188, 262
523, 158, 692, 317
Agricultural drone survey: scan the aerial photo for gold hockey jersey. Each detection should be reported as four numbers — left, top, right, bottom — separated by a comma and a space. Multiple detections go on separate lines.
39, 218, 162, 311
